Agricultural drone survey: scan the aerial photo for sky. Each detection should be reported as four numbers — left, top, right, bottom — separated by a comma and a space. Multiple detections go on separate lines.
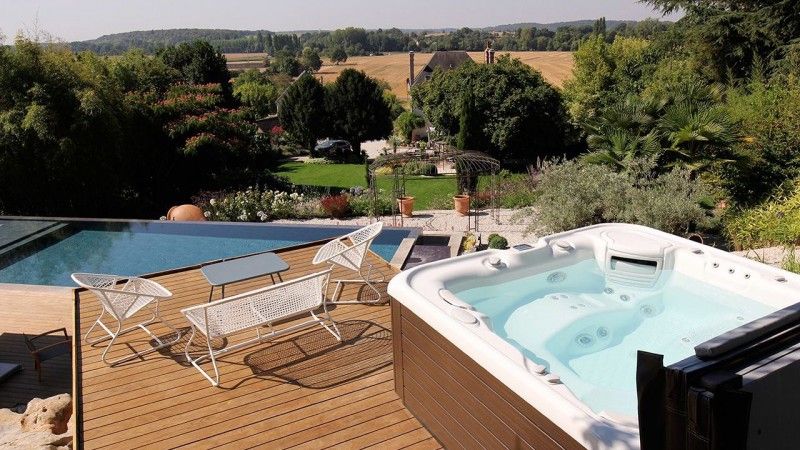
0, 0, 674, 42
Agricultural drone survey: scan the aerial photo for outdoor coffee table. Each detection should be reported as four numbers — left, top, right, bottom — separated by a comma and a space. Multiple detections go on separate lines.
200, 252, 289, 302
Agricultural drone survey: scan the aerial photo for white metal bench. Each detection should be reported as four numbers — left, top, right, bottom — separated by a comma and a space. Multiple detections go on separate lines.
181, 269, 340, 386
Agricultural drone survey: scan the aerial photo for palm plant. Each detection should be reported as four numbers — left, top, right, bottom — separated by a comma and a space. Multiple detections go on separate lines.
658, 102, 738, 173
582, 96, 665, 171
584, 130, 662, 170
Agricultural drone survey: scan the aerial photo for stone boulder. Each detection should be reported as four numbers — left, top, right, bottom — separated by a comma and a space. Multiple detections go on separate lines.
0, 394, 73, 449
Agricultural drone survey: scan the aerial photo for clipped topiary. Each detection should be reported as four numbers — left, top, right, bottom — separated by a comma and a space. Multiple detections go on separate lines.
487, 233, 509, 249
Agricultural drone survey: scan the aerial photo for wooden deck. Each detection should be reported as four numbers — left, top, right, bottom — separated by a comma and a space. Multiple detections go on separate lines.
75, 243, 440, 449
0, 286, 73, 409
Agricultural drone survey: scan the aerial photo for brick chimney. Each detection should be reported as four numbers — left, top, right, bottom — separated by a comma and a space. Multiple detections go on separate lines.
489, 48, 495, 64
409, 51, 415, 89
484, 41, 491, 64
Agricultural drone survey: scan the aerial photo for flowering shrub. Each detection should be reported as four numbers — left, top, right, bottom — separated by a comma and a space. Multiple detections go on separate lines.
320, 194, 351, 218
270, 125, 284, 137
199, 187, 397, 222
201, 187, 317, 222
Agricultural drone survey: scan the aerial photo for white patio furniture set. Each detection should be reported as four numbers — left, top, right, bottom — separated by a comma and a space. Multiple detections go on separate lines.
73, 222, 386, 386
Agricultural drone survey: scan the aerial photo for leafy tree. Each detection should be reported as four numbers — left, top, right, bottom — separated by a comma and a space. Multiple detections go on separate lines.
325, 69, 392, 152
154, 83, 267, 192
593, 17, 607, 36
721, 76, 800, 205
0, 39, 129, 216
330, 47, 348, 65
0, 38, 273, 217
270, 50, 303, 76
108, 49, 179, 95
374, 80, 405, 119
456, 90, 482, 150
278, 73, 327, 149
644, 0, 800, 80
300, 47, 322, 71
563, 36, 656, 125
232, 69, 279, 118
156, 40, 231, 99
256, 31, 266, 52
393, 111, 426, 142
413, 55, 571, 161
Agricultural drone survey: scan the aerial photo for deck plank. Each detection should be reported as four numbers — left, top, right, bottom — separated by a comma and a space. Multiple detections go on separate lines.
75, 243, 437, 449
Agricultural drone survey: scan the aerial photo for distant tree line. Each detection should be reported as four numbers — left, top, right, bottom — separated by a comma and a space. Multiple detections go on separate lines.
70, 20, 671, 56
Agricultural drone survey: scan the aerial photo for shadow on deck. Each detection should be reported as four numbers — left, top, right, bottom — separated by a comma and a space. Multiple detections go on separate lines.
0, 333, 72, 409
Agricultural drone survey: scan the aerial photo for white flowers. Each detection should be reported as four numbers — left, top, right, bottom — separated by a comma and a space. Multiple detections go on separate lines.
203, 186, 314, 223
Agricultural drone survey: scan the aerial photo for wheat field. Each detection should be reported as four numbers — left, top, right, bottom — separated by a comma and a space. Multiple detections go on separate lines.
225, 51, 574, 100
316, 51, 574, 99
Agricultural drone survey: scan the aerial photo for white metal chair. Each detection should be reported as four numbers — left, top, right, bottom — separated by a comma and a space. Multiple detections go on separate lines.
312, 222, 386, 304
181, 269, 339, 386
72, 273, 182, 366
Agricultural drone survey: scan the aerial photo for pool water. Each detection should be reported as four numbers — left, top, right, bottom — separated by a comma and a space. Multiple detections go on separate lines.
0, 220, 411, 287
454, 259, 776, 417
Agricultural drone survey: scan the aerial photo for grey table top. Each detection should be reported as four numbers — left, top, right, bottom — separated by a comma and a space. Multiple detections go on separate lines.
200, 252, 289, 287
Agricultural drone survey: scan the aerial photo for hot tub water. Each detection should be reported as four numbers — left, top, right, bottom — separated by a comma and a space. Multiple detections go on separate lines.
454, 259, 776, 417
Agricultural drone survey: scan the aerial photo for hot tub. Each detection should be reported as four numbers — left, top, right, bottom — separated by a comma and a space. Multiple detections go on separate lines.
387, 224, 799, 449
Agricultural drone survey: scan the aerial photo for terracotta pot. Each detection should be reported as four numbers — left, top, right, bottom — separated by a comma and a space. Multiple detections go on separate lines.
398, 196, 415, 218
166, 204, 206, 221
453, 194, 470, 216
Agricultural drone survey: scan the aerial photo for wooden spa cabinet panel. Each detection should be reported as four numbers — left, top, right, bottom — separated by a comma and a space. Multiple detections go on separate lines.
391, 300, 585, 450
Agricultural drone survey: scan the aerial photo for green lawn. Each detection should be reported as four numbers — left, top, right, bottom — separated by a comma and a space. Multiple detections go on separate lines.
275, 162, 369, 188
276, 161, 461, 209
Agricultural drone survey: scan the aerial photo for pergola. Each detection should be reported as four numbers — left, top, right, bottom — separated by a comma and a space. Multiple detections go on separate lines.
367, 147, 501, 231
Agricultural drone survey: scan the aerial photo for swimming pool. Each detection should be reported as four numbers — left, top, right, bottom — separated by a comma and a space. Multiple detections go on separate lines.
388, 224, 799, 449
0, 218, 415, 286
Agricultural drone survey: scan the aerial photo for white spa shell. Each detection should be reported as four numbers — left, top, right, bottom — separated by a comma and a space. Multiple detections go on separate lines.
387, 223, 800, 449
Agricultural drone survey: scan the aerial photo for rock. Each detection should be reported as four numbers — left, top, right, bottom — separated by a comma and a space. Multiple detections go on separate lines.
20, 394, 72, 435
0, 394, 72, 449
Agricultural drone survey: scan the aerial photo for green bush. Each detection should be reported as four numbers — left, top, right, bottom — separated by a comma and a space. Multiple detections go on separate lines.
403, 161, 437, 176
349, 193, 393, 216
782, 247, 800, 274
494, 172, 539, 208
724, 181, 800, 249
719, 77, 800, 206
488, 233, 509, 249
527, 159, 712, 235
